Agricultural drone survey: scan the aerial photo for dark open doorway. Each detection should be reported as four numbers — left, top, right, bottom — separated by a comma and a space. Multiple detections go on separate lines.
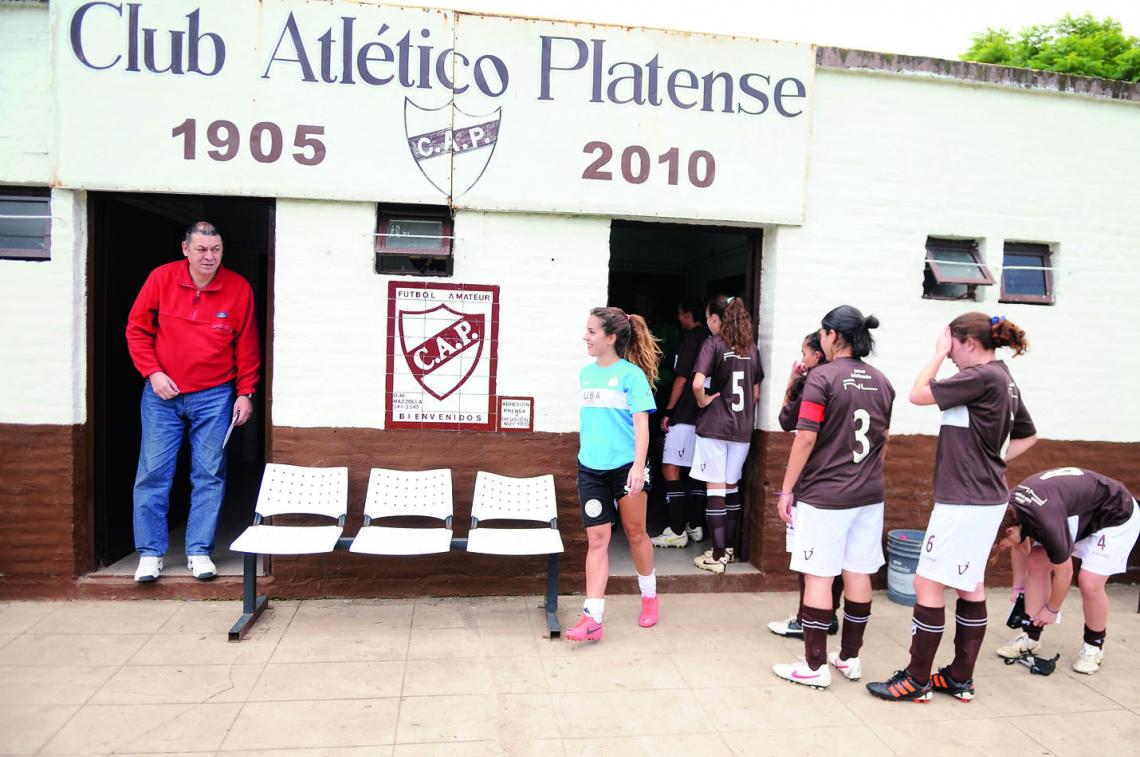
607, 220, 762, 577
88, 193, 273, 576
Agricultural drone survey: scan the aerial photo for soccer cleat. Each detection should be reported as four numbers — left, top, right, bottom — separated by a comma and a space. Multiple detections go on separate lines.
1072, 643, 1104, 674
650, 527, 689, 548
565, 614, 604, 642
187, 555, 217, 581
694, 552, 728, 574
828, 651, 863, 681
1006, 593, 1026, 629
701, 546, 735, 563
768, 615, 804, 638
996, 633, 1040, 660
686, 524, 705, 542
866, 669, 933, 702
773, 658, 832, 689
930, 665, 975, 702
638, 595, 659, 628
134, 555, 164, 583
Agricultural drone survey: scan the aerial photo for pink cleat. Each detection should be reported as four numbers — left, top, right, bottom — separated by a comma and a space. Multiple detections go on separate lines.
639, 596, 659, 628
565, 614, 604, 642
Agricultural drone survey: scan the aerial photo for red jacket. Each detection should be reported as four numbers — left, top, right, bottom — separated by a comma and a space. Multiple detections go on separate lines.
126, 261, 261, 395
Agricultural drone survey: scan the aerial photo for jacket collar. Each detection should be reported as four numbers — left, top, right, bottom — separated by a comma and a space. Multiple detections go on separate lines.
177, 261, 226, 292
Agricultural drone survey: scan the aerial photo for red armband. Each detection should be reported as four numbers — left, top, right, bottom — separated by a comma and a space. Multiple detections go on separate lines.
799, 400, 825, 424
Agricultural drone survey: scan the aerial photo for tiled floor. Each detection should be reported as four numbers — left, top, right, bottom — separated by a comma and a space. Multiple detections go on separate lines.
1, 585, 1138, 755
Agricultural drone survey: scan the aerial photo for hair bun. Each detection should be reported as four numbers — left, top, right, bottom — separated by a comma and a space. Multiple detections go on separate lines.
862, 314, 880, 330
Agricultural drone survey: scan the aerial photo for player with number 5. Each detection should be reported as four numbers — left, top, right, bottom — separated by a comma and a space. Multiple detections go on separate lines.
868, 313, 1037, 703
690, 295, 762, 574
771, 305, 895, 689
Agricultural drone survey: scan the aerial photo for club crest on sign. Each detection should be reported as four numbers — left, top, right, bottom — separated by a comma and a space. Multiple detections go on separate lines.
398, 303, 485, 400
404, 97, 501, 197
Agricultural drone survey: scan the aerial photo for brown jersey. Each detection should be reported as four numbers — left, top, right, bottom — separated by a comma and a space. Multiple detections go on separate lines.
1010, 468, 1135, 564
693, 335, 763, 443
670, 326, 711, 425
779, 375, 806, 432
795, 357, 895, 508
930, 361, 1036, 505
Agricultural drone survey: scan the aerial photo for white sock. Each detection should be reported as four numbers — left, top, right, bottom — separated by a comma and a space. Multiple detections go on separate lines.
583, 597, 605, 622
637, 571, 657, 599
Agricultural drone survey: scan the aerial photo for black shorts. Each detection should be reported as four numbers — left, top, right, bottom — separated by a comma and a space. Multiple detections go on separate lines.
577, 462, 651, 527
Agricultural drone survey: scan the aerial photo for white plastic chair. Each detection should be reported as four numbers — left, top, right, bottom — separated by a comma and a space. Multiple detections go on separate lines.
466, 472, 564, 555
349, 468, 454, 555
230, 464, 348, 555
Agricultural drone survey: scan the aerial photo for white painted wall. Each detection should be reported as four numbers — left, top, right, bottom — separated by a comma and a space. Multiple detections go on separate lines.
272, 204, 610, 430
759, 68, 1140, 441
0, 3, 51, 183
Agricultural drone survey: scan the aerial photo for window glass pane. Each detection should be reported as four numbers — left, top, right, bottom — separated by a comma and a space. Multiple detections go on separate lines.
1003, 252, 1048, 296
0, 198, 50, 251
930, 249, 989, 283
383, 218, 444, 251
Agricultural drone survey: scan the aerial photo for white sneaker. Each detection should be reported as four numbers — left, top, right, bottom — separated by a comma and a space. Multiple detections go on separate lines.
773, 658, 831, 688
996, 633, 1040, 660
1072, 643, 1104, 674
702, 546, 735, 563
693, 552, 729, 574
767, 615, 805, 638
828, 651, 862, 680
650, 526, 689, 548
686, 525, 704, 542
134, 555, 163, 583
187, 555, 217, 580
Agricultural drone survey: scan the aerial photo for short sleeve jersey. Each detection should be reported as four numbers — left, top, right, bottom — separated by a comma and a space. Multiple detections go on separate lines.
670, 326, 711, 425
930, 361, 1036, 506
779, 374, 807, 432
578, 358, 656, 470
693, 335, 763, 443
1010, 468, 1135, 564
795, 358, 896, 508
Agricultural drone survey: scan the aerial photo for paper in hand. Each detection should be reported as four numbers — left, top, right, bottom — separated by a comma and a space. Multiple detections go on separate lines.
222, 415, 238, 449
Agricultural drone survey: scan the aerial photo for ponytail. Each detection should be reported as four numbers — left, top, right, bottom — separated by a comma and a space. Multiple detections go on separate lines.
949, 312, 1028, 357
590, 306, 663, 387
708, 295, 754, 355
820, 305, 879, 358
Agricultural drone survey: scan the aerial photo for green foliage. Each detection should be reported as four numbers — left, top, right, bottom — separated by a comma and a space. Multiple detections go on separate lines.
961, 14, 1140, 82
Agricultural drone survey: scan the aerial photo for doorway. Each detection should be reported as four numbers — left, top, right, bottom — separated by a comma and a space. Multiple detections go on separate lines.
607, 220, 762, 577
88, 193, 273, 576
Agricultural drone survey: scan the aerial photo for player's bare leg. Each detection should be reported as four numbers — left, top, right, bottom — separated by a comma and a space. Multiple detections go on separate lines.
620, 491, 659, 628
1074, 569, 1109, 673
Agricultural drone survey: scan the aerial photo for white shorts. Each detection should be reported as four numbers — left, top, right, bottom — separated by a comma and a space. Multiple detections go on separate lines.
916, 502, 1006, 592
789, 501, 885, 577
1073, 500, 1140, 576
662, 423, 696, 468
690, 436, 750, 484
785, 503, 798, 553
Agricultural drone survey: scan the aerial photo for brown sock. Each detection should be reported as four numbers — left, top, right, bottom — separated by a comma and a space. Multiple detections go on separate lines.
801, 605, 831, 670
1083, 624, 1106, 648
831, 575, 844, 620
664, 481, 687, 535
796, 572, 806, 623
1025, 620, 1043, 642
907, 603, 945, 685
947, 598, 988, 682
839, 599, 872, 660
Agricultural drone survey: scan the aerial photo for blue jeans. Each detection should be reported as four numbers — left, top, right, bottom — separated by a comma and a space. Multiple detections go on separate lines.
133, 382, 233, 557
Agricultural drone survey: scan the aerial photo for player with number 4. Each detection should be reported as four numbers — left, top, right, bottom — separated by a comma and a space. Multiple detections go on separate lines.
771, 305, 895, 689
868, 313, 1037, 703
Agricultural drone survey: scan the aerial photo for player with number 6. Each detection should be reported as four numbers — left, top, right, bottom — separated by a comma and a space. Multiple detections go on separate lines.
771, 305, 895, 689
868, 313, 1037, 703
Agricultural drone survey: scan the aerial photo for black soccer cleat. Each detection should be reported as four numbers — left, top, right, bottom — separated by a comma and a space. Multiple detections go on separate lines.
866, 669, 932, 703
930, 665, 975, 702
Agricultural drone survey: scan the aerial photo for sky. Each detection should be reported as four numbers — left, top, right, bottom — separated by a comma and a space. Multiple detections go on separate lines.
401, 0, 1140, 59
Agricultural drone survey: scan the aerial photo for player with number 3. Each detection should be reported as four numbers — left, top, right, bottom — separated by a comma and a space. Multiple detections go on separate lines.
771, 305, 894, 689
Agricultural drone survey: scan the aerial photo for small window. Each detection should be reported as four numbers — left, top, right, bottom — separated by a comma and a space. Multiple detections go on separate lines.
1000, 242, 1054, 305
0, 188, 51, 261
375, 205, 453, 277
923, 237, 993, 300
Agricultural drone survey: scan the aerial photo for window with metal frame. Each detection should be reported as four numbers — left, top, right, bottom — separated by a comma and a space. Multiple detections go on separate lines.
1000, 242, 1054, 305
0, 188, 51, 261
374, 205, 454, 277
923, 237, 993, 300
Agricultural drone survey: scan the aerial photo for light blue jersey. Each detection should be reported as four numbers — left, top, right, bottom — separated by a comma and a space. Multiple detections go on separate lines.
578, 358, 656, 470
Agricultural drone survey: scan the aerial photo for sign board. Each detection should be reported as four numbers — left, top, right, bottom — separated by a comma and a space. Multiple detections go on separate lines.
497, 396, 534, 432
385, 281, 498, 430
50, 0, 814, 224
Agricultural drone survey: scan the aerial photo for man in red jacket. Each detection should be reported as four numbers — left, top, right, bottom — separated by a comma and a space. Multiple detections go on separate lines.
125, 221, 261, 582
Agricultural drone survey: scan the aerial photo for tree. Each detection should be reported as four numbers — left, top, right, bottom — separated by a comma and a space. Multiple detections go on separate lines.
962, 14, 1140, 82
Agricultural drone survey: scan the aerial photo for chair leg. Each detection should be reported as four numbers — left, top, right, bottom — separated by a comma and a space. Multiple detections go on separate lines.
228, 552, 269, 642
545, 552, 561, 639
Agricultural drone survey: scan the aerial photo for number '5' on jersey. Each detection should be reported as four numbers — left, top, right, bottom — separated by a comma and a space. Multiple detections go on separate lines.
693, 335, 763, 443
796, 357, 895, 509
